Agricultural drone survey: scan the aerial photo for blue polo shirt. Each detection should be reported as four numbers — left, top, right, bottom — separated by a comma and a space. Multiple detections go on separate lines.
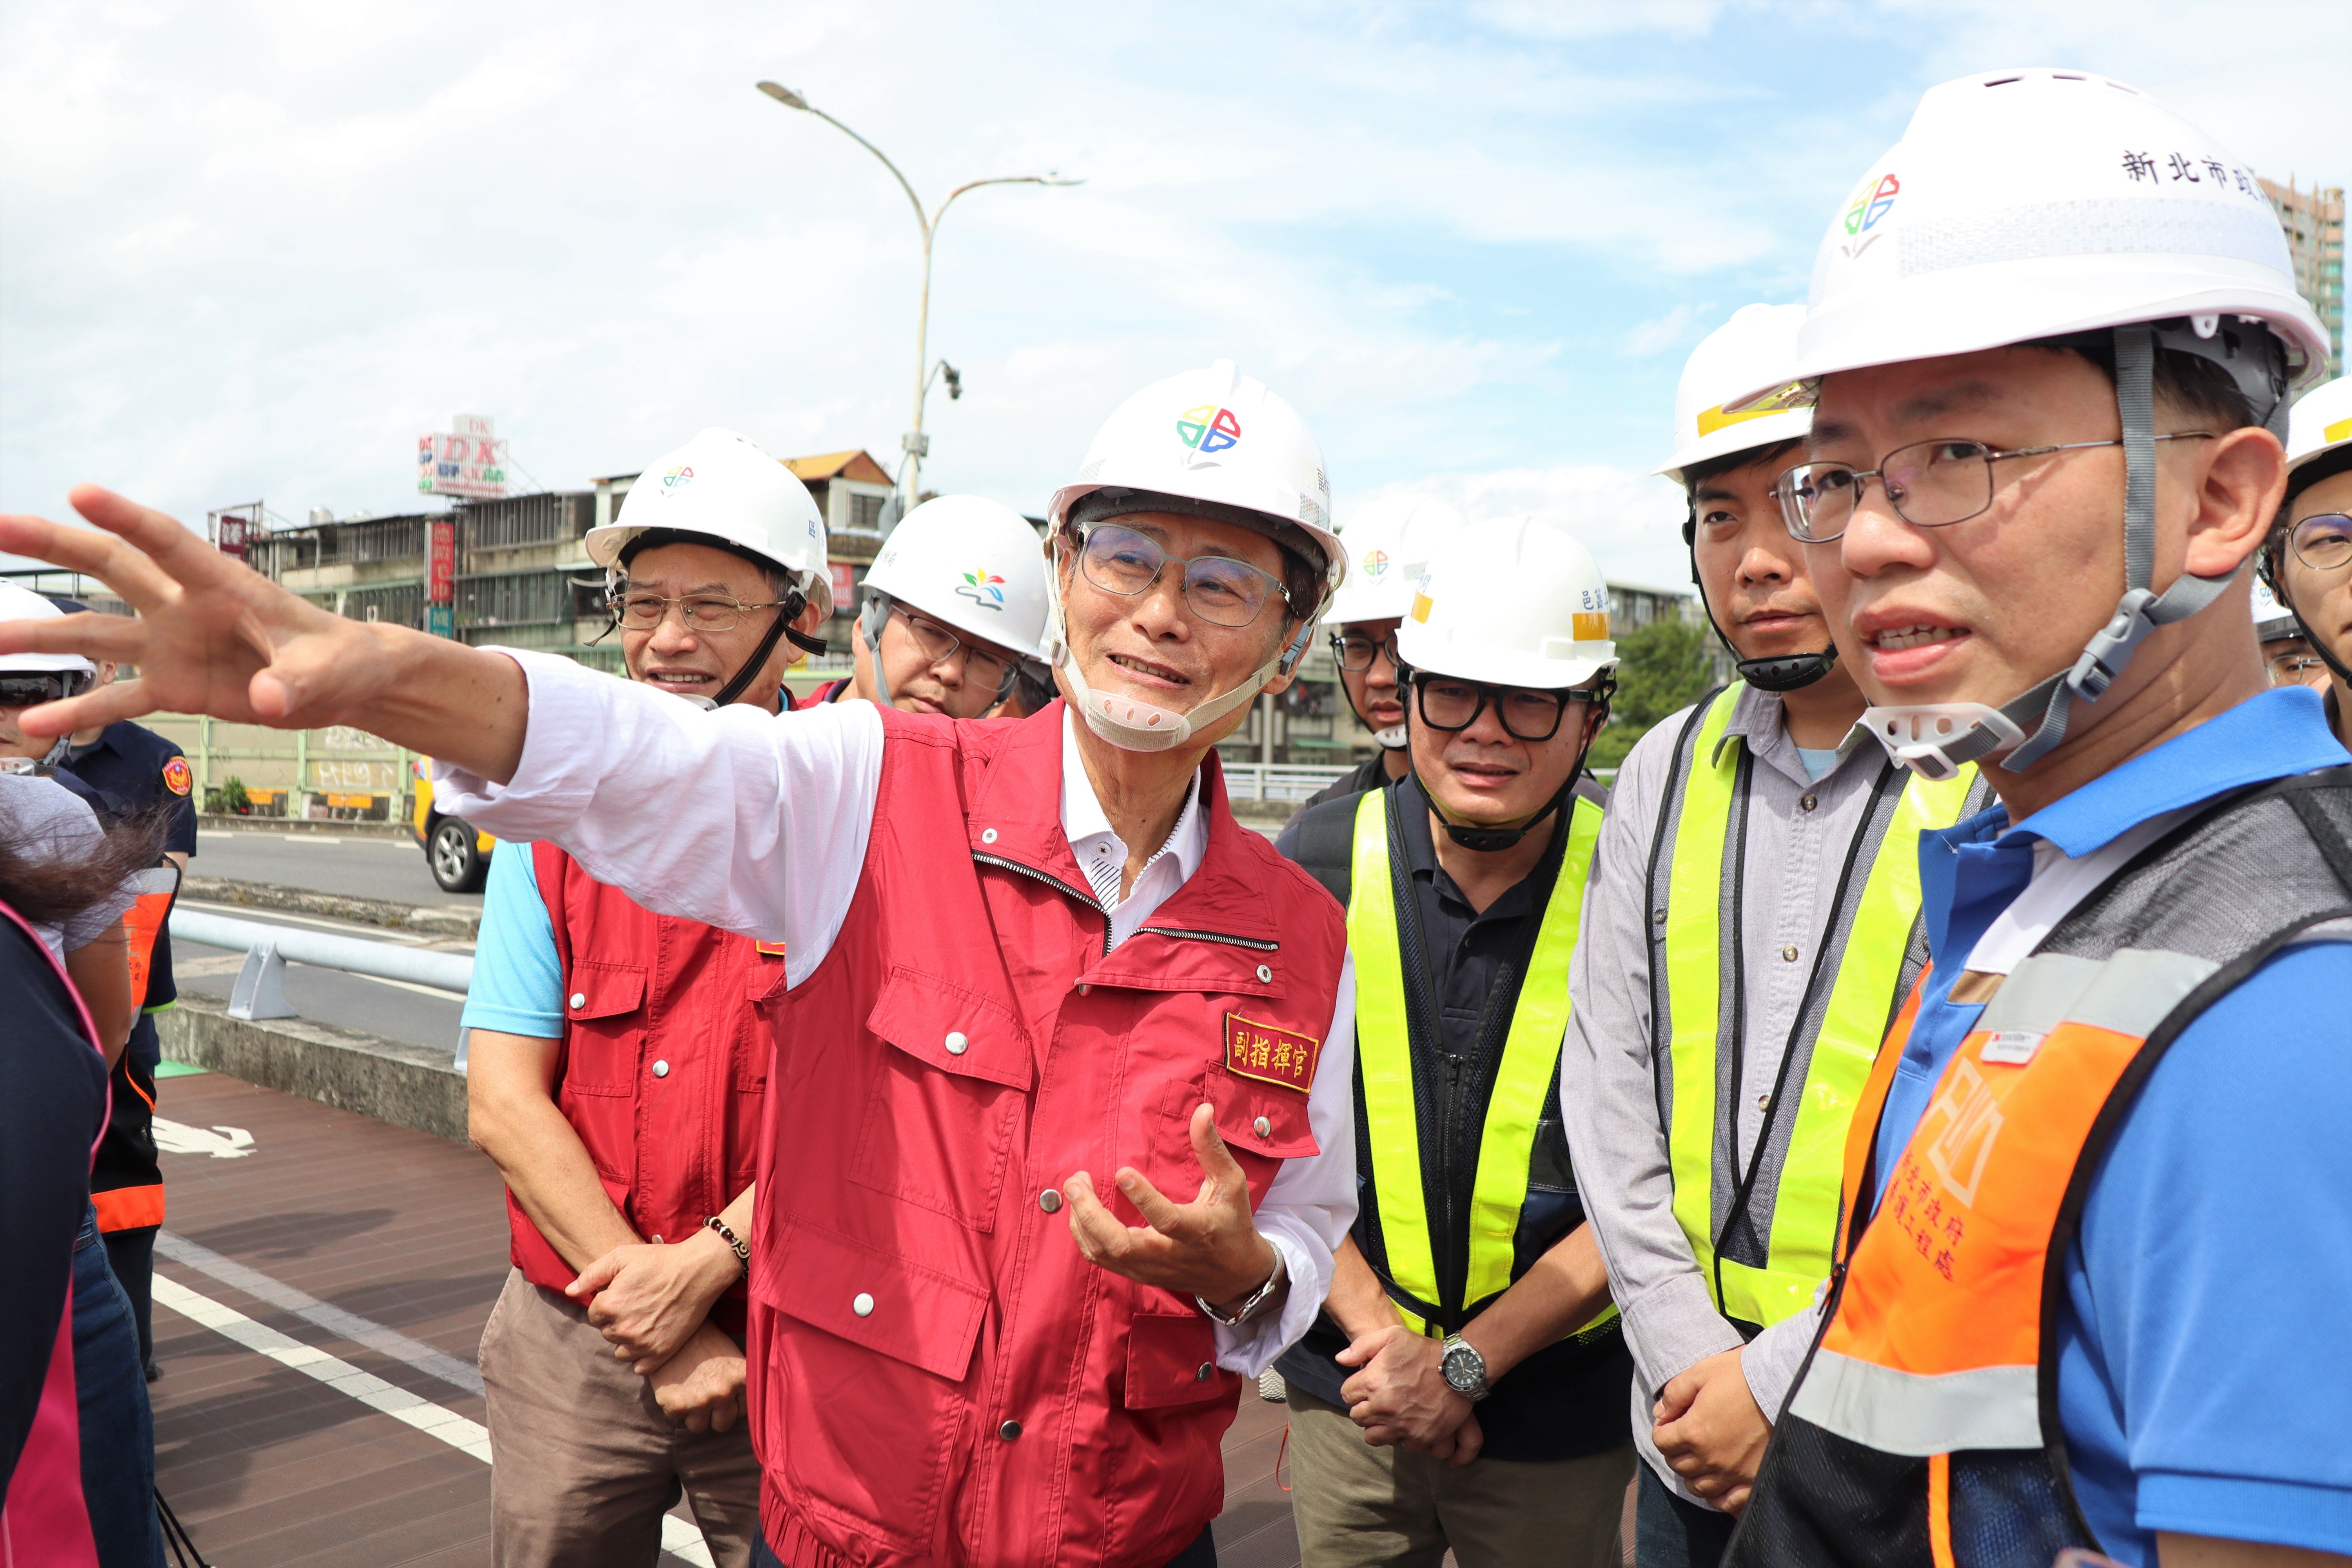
1873, 685, 2352, 1563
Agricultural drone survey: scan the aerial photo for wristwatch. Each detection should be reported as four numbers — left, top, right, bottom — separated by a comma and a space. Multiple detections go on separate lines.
1440, 1334, 1492, 1402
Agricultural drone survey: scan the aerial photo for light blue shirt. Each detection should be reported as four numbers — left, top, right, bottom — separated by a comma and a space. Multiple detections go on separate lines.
460, 842, 565, 1039
1876, 685, 2352, 1563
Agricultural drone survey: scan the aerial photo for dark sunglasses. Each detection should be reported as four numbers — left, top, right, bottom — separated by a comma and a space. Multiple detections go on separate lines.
0, 672, 86, 708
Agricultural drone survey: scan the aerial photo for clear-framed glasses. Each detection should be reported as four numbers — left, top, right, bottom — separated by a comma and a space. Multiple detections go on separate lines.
1413, 675, 1579, 742
1777, 433, 2216, 543
1329, 627, 1400, 673
2268, 651, 2329, 686
1076, 523, 1292, 629
2283, 512, 2352, 574
611, 590, 791, 633
892, 606, 1016, 691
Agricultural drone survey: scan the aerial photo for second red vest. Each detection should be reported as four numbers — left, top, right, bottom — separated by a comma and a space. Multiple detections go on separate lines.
508, 842, 784, 1328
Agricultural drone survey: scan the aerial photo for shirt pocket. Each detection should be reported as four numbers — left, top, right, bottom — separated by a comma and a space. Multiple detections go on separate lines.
1122, 1310, 1238, 1411
851, 965, 1035, 1233
561, 961, 647, 1096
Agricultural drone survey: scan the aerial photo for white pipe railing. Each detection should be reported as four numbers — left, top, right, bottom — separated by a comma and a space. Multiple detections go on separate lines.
1220, 762, 1351, 803
170, 909, 472, 1022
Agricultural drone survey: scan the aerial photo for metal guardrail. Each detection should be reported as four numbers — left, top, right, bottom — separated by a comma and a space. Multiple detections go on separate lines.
170, 909, 472, 1021
1220, 762, 1351, 803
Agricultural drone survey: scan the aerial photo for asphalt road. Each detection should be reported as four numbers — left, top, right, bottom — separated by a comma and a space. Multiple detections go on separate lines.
172, 900, 470, 1053
193, 827, 488, 909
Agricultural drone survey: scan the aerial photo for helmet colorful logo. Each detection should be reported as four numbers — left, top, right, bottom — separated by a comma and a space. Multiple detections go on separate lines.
955, 568, 1007, 610
1359, 548, 1390, 579
1176, 404, 1242, 457
660, 464, 695, 492
1840, 173, 1900, 259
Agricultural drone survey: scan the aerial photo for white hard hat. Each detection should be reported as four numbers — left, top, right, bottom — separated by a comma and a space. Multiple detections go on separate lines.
1046, 359, 1343, 597
1744, 69, 2327, 414
1324, 495, 1463, 626
586, 428, 833, 617
1656, 304, 1812, 487
2285, 374, 2352, 482
1397, 517, 1617, 691
864, 496, 1051, 661
1042, 361, 1342, 752
0, 584, 96, 677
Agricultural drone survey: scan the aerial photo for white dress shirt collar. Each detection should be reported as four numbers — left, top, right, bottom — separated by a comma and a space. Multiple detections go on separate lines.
1058, 707, 1207, 946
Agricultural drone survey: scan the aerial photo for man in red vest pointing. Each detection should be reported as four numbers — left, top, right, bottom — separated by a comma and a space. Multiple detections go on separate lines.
462, 427, 833, 1566
1, 360, 1358, 1568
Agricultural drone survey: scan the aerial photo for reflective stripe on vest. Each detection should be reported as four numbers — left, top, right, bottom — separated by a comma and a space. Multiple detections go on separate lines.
122, 863, 181, 1010
1347, 784, 1614, 1338
1662, 684, 1975, 1329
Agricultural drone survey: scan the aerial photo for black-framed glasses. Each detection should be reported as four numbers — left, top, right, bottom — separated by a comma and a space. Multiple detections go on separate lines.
1076, 523, 1292, 629
611, 590, 793, 633
1413, 675, 1585, 742
2282, 512, 2352, 574
0, 673, 83, 708
1778, 432, 2216, 543
891, 605, 1017, 691
1329, 627, 1400, 673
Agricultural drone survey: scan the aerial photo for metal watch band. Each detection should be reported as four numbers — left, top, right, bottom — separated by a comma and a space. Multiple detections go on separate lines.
704, 1215, 750, 1274
1195, 1249, 1285, 1328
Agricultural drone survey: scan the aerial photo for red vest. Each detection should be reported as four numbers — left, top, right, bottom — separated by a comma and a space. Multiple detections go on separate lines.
510, 844, 783, 1332
749, 701, 1348, 1568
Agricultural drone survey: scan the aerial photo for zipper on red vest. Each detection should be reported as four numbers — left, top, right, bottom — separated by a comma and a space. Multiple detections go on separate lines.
972, 849, 1114, 956
1136, 926, 1279, 952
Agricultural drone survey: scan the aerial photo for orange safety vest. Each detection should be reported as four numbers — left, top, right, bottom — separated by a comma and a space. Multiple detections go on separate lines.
122, 862, 181, 1010
1726, 766, 2352, 1568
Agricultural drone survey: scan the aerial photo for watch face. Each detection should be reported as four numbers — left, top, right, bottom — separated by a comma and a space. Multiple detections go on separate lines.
1442, 1343, 1481, 1394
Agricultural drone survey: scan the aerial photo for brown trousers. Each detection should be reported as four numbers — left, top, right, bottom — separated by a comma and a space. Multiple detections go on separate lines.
1285, 1386, 1633, 1568
479, 1269, 761, 1568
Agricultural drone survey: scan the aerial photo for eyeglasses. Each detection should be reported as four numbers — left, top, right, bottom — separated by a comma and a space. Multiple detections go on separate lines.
1777, 433, 2216, 543
890, 606, 1017, 691
0, 673, 82, 708
1414, 675, 1588, 742
612, 590, 793, 633
2268, 652, 2329, 684
1076, 523, 1292, 629
2281, 512, 2352, 574
1329, 628, 1400, 673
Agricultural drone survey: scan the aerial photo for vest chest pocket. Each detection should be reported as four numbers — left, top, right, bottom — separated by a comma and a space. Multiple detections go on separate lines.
1147, 1067, 1318, 1207
561, 961, 648, 1096
853, 966, 1036, 1232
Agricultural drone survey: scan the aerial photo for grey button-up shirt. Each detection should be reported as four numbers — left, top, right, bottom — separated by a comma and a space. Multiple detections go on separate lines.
1563, 683, 1895, 1507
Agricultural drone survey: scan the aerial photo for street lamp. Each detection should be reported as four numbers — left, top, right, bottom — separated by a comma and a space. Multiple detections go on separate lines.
756, 81, 1080, 516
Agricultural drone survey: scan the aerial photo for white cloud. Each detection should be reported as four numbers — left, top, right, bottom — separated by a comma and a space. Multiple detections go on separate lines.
1343, 463, 1690, 591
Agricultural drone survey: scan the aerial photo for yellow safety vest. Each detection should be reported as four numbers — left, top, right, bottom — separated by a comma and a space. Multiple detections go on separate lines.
1348, 785, 1617, 1340
1658, 683, 1976, 1330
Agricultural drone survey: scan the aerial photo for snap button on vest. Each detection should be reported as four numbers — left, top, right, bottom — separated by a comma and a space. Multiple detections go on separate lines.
1038, 1189, 1063, 1214
652, 1060, 670, 1078
945, 1031, 969, 1055
980, 828, 998, 844
1255, 964, 1273, 982
569, 992, 586, 1009
998, 1419, 1022, 1440
852, 1292, 875, 1317
1253, 1116, 1271, 1137
1195, 1362, 1213, 1382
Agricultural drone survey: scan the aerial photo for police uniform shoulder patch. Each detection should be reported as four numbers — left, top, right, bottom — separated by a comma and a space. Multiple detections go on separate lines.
162, 756, 193, 796
1224, 1013, 1320, 1093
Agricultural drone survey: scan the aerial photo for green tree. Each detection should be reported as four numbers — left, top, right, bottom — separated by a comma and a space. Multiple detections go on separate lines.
1589, 618, 1717, 771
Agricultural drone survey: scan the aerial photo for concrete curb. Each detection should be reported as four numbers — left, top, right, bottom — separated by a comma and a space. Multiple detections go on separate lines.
181, 875, 480, 940
198, 813, 411, 840
155, 993, 470, 1145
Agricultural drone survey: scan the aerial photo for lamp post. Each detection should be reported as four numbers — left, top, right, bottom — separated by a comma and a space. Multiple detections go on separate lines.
757, 82, 1079, 516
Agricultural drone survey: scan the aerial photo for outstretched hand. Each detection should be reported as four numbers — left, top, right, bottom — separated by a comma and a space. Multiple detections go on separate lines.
1062, 1102, 1280, 1309
0, 486, 528, 778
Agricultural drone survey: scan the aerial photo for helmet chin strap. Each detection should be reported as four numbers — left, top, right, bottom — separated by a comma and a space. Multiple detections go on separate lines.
859, 593, 898, 710
1684, 504, 1838, 694
1373, 724, 1408, 750
1039, 537, 1314, 754
1859, 324, 2243, 782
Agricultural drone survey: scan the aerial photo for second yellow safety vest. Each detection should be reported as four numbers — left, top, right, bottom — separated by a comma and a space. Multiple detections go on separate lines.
1349, 784, 1616, 1339
1654, 683, 1978, 1330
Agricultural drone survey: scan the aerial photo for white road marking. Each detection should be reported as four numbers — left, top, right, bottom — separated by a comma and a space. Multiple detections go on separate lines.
153, 1119, 254, 1159
154, 1276, 717, 1567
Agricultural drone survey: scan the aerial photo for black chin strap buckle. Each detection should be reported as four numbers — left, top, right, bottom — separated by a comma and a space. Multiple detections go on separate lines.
1735, 648, 1839, 693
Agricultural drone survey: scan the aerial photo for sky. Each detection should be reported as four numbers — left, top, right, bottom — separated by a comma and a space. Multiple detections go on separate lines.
3, 0, 2345, 590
